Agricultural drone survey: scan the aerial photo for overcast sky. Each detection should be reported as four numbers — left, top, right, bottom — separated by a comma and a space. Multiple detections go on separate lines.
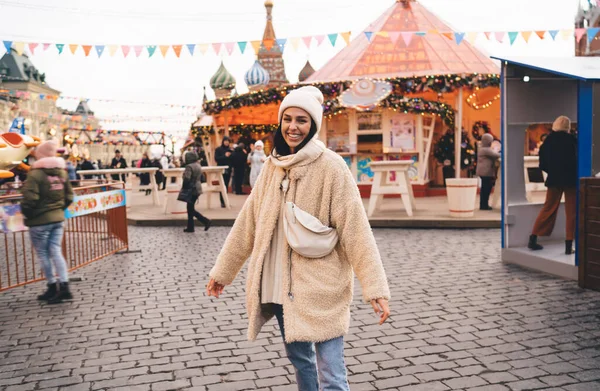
0, 0, 585, 137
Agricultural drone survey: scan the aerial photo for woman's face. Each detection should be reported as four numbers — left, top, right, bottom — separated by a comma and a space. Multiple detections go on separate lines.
281, 107, 311, 152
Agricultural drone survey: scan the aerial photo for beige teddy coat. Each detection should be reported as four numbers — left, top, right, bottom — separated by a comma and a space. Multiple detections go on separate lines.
209, 146, 390, 343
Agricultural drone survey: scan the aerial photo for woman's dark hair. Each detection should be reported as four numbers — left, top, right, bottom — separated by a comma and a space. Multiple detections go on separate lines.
273, 119, 318, 157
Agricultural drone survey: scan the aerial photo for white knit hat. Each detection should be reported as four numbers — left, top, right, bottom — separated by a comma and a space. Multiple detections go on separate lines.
254, 140, 264, 148
278, 86, 324, 134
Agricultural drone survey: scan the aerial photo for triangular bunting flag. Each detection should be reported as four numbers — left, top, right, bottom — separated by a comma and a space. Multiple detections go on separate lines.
576, 28, 586, 43
290, 37, 300, 51
134, 45, 143, 57
364, 32, 373, 42
198, 44, 209, 55
263, 39, 274, 50
428, 29, 438, 35
401, 32, 413, 47
454, 32, 465, 45
146, 45, 157, 57
549, 30, 559, 40
69, 44, 78, 55
521, 31, 532, 43
315, 35, 325, 46
388, 31, 401, 44
236, 42, 246, 54
276, 38, 287, 51
328, 33, 338, 46
587, 27, 600, 44
121, 45, 130, 58
224, 42, 235, 55
159, 45, 170, 57
495, 32, 505, 43
250, 40, 261, 54
55, 43, 64, 54
376, 31, 389, 38
187, 44, 196, 55
535, 31, 546, 40
14, 42, 24, 55
172, 45, 183, 57
561, 29, 574, 40
43, 43, 51, 51
82, 45, 92, 56
341, 32, 351, 45
466, 32, 478, 44
28, 43, 38, 54
415, 32, 426, 36
108, 45, 118, 56
302, 36, 312, 48
212, 42, 222, 55
95, 45, 105, 57
484, 32, 491, 40
441, 32, 453, 41
508, 32, 519, 45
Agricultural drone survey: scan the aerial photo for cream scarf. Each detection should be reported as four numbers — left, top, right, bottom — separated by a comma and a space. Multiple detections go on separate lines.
260, 137, 325, 304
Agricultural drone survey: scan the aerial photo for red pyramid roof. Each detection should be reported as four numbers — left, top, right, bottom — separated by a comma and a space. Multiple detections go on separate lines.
306, 0, 499, 83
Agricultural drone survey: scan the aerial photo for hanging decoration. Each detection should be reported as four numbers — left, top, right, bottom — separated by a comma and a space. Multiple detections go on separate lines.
1, 27, 597, 59
63, 129, 166, 146
191, 124, 278, 138
466, 89, 501, 110
203, 74, 500, 116
471, 121, 491, 141
338, 79, 393, 111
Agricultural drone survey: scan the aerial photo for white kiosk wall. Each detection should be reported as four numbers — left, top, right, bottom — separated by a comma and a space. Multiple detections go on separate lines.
505, 72, 578, 248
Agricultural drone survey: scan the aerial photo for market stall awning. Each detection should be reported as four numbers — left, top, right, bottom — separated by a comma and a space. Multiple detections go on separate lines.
492, 56, 600, 81
306, 0, 499, 84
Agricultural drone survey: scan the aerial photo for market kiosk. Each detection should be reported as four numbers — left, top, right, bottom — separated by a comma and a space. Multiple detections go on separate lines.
498, 57, 599, 281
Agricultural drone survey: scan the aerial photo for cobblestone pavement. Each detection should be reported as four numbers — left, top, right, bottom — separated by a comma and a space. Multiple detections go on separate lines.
1, 227, 600, 391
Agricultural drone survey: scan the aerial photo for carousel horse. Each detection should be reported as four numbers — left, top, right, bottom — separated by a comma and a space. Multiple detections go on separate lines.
0, 132, 41, 178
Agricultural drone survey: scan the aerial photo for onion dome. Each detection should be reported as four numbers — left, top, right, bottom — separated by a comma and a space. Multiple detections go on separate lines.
298, 60, 315, 82
244, 60, 270, 88
265, 0, 273, 6
210, 61, 236, 91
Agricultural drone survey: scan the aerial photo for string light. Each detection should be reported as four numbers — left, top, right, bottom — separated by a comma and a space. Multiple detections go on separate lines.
466, 89, 500, 110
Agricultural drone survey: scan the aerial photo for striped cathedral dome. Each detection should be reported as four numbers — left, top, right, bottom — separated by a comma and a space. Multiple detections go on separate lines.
244, 60, 270, 88
210, 61, 236, 91
298, 60, 315, 82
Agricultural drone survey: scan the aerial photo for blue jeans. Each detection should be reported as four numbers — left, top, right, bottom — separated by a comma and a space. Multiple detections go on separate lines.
29, 222, 69, 284
272, 304, 350, 391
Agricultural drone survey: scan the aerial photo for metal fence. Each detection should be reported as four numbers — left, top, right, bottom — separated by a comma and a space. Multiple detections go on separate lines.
0, 184, 128, 291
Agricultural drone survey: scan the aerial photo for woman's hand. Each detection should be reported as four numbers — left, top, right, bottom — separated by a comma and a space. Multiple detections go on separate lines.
206, 278, 225, 298
371, 298, 390, 325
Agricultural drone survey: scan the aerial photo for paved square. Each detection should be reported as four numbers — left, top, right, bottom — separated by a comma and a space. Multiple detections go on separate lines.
1, 227, 599, 390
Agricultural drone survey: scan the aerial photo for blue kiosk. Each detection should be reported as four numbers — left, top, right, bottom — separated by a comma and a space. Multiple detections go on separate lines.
497, 57, 600, 280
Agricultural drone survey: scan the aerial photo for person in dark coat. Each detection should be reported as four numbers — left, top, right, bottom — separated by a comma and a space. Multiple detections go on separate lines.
214, 137, 233, 207
179, 151, 211, 233
528, 116, 577, 254
476, 134, 500, 210
109, 150, 128, 182
79, 157, 96, 180
231, 142, 248, 195
139, 152, 152, 195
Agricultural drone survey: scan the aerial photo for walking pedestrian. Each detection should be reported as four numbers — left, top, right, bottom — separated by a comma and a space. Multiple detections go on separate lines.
248, 140, 267, 188
215, 137, 233, 207
476, 133, 500, 210
206, 86, 390, 391
179, 151, 211, 233
21, 140, 74, 304
139, 152, 152, 195
528, 115, 577, 254
109, 149, 127, 182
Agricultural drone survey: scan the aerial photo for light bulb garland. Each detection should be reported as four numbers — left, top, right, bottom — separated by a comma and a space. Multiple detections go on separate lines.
202, 74, 500, 116
466, 88, 500, 110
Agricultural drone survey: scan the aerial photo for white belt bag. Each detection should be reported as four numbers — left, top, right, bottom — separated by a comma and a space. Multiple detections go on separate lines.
281, 173, 339, 259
